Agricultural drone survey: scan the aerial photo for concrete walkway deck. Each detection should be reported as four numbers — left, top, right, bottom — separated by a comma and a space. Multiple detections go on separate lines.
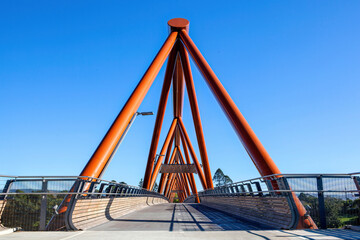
2, 229, 360, 240
1, 203, 359, 239
90, 203, 265, 231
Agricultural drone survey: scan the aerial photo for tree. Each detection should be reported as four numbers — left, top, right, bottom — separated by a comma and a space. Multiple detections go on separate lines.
298, 193, 351, 228
213, 168, 224, 187
2, 190, 65, 231
152, 182, 158, 192
173, 193, 179, 203
138, 178, 157, 191
212, 168, 233, 187
138, 178, 143, 188
224, 175, 233, 185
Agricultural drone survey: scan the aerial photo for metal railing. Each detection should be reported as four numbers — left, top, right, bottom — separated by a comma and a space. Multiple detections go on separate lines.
0, 175, 167, 231
194, 173, 360, 229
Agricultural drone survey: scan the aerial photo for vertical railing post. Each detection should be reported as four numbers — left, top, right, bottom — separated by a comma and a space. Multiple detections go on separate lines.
317, 176, 327, 229
353, 176, 360, 191
39, 179, 48, 231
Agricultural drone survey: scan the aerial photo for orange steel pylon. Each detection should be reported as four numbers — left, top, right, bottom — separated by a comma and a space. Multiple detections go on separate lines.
78, 18, 317, 229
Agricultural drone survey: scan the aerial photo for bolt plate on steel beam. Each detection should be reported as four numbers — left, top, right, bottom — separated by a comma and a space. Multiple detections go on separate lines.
160, 164, 197, 174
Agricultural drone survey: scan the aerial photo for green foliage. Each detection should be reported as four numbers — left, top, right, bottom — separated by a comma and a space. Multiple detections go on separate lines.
224, 175, 233, 185
1, 191, 64, 231
173, 193, 179, 203
138, 178, 144, 188
213, 169, 224, 187
138, 178, 157, 191
152, 182, 158, 192
298, 193, 360, 228
325, 196, 343, 228
212, 168, 233, 187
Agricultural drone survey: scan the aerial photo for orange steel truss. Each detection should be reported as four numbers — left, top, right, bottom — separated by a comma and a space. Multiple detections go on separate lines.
78, 18, 317, 229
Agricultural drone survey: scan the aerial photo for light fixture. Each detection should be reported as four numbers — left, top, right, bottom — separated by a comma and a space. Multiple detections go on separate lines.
99, 110, 154, 178
137, 111, 154, 116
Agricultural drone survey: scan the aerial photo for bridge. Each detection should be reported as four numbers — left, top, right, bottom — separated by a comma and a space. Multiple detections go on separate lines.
1, 18, 359, 239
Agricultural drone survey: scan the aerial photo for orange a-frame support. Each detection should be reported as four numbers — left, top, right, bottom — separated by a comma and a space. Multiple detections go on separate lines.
77, 18, 316, 229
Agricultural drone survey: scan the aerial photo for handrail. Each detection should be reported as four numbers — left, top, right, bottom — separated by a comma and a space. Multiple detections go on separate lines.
0, 192, 172, 196
223, 172, 360, 187
191, 173, 360, 199
0, 175, 148, 193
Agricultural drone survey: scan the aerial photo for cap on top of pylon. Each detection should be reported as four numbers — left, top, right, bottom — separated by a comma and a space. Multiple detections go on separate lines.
168, 18, 189, 32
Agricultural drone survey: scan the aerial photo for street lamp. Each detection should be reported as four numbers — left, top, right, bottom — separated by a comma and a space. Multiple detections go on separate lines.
99, 111, 154, 178
152, 153, 165, 172
137, 111, 154, 116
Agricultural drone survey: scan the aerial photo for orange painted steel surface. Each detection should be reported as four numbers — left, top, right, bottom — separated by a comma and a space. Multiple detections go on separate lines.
177, 149, 190, 197
149, 119, 178, 190
163, 148, 178, 196
173, 55, 185, 118
178, 151, 191, 196
179, 44, 214, 189
183, 173, 191, 196
168, 18, 190, 33
80, 31, 178, 180
179, 25, 315, 228
178, 172, 187, 198
143, 45, 178, 189
176, 57, 185, 118
177, 173, 186, 201
157, 137, 174, 193
173, 178, 179, 200
179, 130, 200, 202
178, 118, 207, 189
292, 192, 318, 229
168, 177, 176, 198
179, 29, 280, 177
178, 145, 199, 202
173, 55, 184, 148
160, 146, 178, 194
71, 17, 313, 226
166, 173, 176, 198
167, 165, 180, 198
169, 147, 178, 165
164, 175, 172, 197
158, 173, 166, 193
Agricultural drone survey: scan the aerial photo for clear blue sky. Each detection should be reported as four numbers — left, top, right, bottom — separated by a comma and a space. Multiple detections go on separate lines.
1, 1, 359, 189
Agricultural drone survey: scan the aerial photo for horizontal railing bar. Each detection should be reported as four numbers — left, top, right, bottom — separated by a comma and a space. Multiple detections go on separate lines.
263, 173, 360, 178
4, 179, 79, 182
227, 173, 359, 186
0, 175, 92, 178
201, 190, 360, 194
0, 175, 150, 193
0, 192, 168, 196
2, 189, 359, 196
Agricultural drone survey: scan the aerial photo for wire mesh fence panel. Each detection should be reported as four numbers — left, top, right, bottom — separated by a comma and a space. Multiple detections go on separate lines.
1, 174, 359, 230
298, 190, 360, 228
296, 191, 321, 226
289, 176, 360, 228
0, 176, 168, 231
1, 194, 41, 230
193, 173, 360, 229
287, 177, 318, 192
0, 177, 78, 231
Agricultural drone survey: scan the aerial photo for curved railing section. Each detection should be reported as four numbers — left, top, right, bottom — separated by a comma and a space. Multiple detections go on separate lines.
185, 173, 360, 229
0, 175, 168, 231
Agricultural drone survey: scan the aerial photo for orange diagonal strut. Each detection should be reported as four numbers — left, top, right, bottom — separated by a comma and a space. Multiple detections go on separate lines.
143, 44, 178, 189
80, 31, 178, 180
73, 18, 316, 228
